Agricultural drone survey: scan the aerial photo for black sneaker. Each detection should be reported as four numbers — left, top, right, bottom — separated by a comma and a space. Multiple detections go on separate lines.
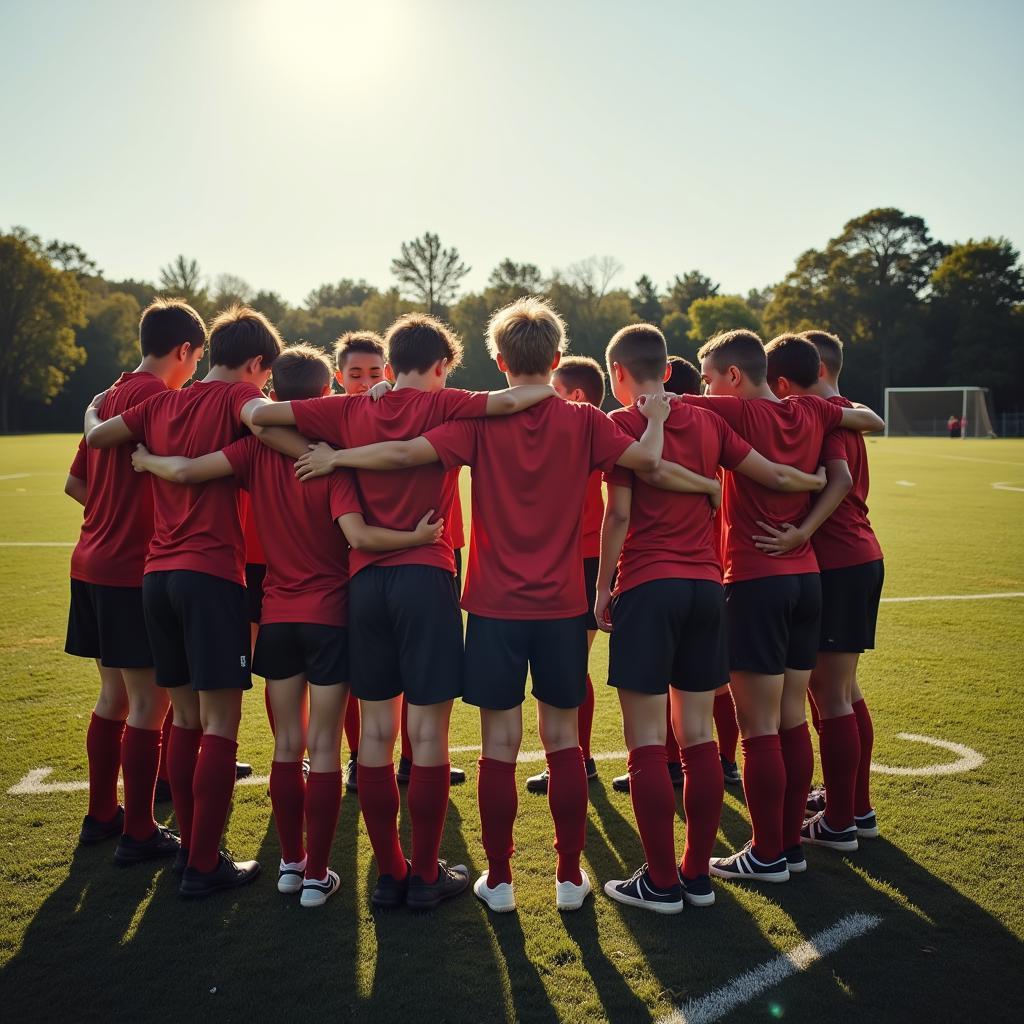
584, 757, 598, 781
406, 860, 470, 911
449, 764, 467, 786
154, 778, 173, 804
345, 757, 358, 793
679, 871, 715, 907
603, 865, 683, 915
668, 761, 684, 788
802, 811, 858, 852
114, 825, 181, 866
710, 843, 790, 883
235, 761, 253, 780
525, 768, 549, 795
805, 785, 826, 815
79, 806, 124, 846
611, 771, 631, 794
855, 810, 879, 839
371, 860, 412, 909
784, 845, 807, 874
395, 756, 412, 785
721, 757, 741, 786
173, 846, 189, 874
178, 853, 261, 899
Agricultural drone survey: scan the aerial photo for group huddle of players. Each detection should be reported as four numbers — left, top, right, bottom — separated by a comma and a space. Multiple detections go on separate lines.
66, 293, 884, 914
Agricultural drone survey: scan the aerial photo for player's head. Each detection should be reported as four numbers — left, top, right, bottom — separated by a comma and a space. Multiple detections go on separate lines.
665, 355, 702, 396
605, 323, 669, 405
208, 304, 283, 389
384, 313, 463, 390
270, 343, 333, 402
139, 298, 207, 389
697, 329, 766, 396
486, 296, 567, 379
552, 356, 605, 408
800, 329, 843, 385
334, 331, 388, 394
764, 333, 822, 398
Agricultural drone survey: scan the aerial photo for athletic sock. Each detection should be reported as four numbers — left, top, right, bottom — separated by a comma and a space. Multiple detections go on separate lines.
263, 686, 276, 736
577, 675, 595, 761
167, 725, 202, 850
188, 734, 238, 873
86, 712, 125, 822
665, 703, 680, 765
819, 713, 860, 830
547, 746, 587, 885
358, 762, 407, 880
626, 744, 677, 890
409, 763, 451, 883
680, 740, 725, 880
713, 692, 739, 763
780, 722, 814, 850
269, 759, 306, 865
808, 691, 822, 735
121, 725, 160, 840
399, 700, 412, 763
740, 734, 785, 862
343, 698, 360, 757
157, 707, 172, 783
477, 757, 517, 887
852, 698, 874, 816
305, 771, 342, 881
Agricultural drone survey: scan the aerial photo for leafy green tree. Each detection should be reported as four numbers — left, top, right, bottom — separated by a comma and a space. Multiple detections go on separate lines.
687, 294, 761, 345
631, 274, 663, 323
252, 290, 289, 327
391, 232, 470, 315
666, 270, 718, 315
485, 259, 545, 309
304, 279, 377, 312
212, 273, 253, 310
449, 292, 495, 389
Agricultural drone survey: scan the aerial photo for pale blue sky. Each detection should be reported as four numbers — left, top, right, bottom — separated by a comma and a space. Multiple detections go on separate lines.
2, 0, 1022, 304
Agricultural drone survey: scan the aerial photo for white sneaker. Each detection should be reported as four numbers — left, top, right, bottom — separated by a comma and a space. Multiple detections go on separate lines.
473, 871, 516, 913
300, 869, 340, 907
556, 869, 591, 911
278, 856, 307, 894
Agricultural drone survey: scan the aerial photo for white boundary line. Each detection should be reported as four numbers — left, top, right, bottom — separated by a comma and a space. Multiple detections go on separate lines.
0, 473, 32, 481
880, 591, 1024, 603
992, 481, 1024, 492
870, 733, 985, 776
882, 450, 1024, 468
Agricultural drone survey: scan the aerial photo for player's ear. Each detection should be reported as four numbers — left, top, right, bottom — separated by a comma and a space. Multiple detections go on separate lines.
728, 365, 742, 387
662, 364, 671, 383
551, 351, 562, 370
335, 369, 344, 387
384, 363, 396, 383
612, 360, 625, 384
269, 388, 278, 401
818, 361, 827, 380
319, 384, 332, 397
496, 352, 509, 373
434, 358, 448, 378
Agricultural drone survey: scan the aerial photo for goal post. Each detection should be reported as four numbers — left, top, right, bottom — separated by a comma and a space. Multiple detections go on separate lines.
883, 387, 997, 438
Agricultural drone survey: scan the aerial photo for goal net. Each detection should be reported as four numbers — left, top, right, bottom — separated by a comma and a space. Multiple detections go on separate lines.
883, 387, 997, 438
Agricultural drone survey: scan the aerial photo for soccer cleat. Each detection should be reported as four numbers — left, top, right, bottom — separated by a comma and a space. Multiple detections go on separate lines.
783, 845, 807, 873
300, 869, 340, 908
611, 771, 631, 794
473, 871, 516, 913
855, 810, 880, 839
556, 869, 592, 911
805, 785, 826, 816
603, 865, 683, 915
78, 806, 124, 846
721, 757, 742, 786
802, 811, 859, 852
449, 765, 467, 786
114, 824, 181, 866
525, 768, 549, 795
344, 757, 358, 793
584, 757, 598, 780
235, 761, 253, 780
396, 757, 467, 787
277, 856, 308, 894
154, 778, 173, 804
668, 761, 684, 788
679, 870, 716, 907
173, 846, 189, 874
406, 860, 470, 911
371, 860, 411, 910
178, 853, 261, 899
710, 843, 790, 883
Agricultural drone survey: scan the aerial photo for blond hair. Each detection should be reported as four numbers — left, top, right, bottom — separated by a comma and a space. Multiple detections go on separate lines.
486, 296, 567, 376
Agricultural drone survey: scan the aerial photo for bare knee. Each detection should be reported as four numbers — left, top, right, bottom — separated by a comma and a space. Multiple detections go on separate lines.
95, 664, 129, 720
481, 709, 523, 762
537, 705, 578, 753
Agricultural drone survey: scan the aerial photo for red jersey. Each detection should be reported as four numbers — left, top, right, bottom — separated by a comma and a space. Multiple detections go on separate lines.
425, 401, 633, 619
812, 396, 884, 571
69, 439, 88, 480
581, 470, 604, 559
121, 379, 263, 584
291, 387, 488, 578
241, 493, 266, 566
680, 394, 843, 584
223, 437, 360, 626
605, 402, 750, 593
70, 371, 168, 587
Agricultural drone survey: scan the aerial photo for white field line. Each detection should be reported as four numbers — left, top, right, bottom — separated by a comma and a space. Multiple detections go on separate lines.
992, 481, 1024, 492
883, 450, 1024, 468
658, 912, 883, 1024
894, 480, 916, 487
870, 733, 985, 776
0, 473, 32, 481
880, 591, 1024, 603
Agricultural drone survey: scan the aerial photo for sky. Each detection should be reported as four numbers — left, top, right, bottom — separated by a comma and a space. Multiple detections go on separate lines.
2, 0, 1022, 306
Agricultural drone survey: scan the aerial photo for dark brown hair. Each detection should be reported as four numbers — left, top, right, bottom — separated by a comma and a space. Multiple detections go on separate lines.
384, 313, 463, 375
764, 333, 821, 389
139, 298, 206, 357
554, 356, 605, 407
270, 344, 333, 401
334, 330, 386, 370
800, 330, 844, 377
666, 355, 701, 396
697, 329, 767, 385
208, 304, 283, 370
606, 323, 668, 384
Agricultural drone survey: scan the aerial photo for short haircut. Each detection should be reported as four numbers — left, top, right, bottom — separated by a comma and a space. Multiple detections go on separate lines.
384, 313, 463, 375
270, 344, 333, 401
486, 296, 567, 376
666, 355, 701, 396
208, 304, 283, 370
553, 356, 605, 407
139, 298, 207, 357
334, 330, 385, 370
697, 329, 766, 385
764, 333, 821, 389
606, 323, 667, 384
800, 329, 844, 377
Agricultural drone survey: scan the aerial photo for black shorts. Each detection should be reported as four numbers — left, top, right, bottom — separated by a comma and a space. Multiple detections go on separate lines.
583, 557, 599, 631
608, 579, 729, 694
725, 572, 822, 675
463, 613, 589, 711
348, 565, 463, 705
253, 622, 349, 685
65, 579, 153, 669
819, 559, 884, 654
245, 563, 266, 624
142, 570, 252, 691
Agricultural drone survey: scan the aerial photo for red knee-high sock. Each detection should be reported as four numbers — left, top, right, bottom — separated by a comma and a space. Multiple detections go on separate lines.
263, 686, 276, 736
680, 740, 725, 880
269, 759, 306, 865
577, 675, 595, 761
547, 746, 588, 885
780, 723, 814, 850
819, 714, 860, 830
358, 762, 407, 879
665, 703, 680, 764
188, 734, 238, 873
409, 763, 451, 883
627, 745, 677, 890
86, 712, 124, 821
741, 734, 785, 862
808, 691, 822, 735
852, 698, 874, 816
167, 725, 201, 850
713, 692, 739, 763
400, 700, 412, 762
478, 757, 517, 886
305, 771, 341, 881
343, 698, 360, 756
121, 725, 160, 840
157, 707, 172, 782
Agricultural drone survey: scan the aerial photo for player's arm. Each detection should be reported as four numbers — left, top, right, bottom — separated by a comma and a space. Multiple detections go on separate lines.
295, 437, 439, 480
64, 474, 87, 506
85, 409, 135, 449
732, 450, 827, 492
484, 384, 556, 416
257, 426, 313, 459
594, 484, 632, 632
130, 443, 235, 485
249, 400, 297, 428
338, 508, 444, 552
612, 394, 670, 473
635, 461, 722, 498
839, 404, 884, 433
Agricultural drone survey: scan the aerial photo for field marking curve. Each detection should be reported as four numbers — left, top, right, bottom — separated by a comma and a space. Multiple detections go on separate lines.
992, 481, 1024, 492
870, 733, 985, 776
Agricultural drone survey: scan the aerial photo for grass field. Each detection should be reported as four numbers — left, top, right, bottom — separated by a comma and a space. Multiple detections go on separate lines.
1, 434, 1022, 1023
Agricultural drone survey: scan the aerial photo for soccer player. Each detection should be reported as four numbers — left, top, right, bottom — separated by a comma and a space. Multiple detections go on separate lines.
253, 312, 555, 911
85, 304, 286, 898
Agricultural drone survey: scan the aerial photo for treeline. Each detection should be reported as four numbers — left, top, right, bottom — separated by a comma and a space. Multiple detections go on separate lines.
1, 209, 1022, 432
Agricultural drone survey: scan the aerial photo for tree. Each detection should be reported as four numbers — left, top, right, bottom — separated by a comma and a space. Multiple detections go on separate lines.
631, 274, 663, 323
666, 270, 718, 316
159, 255, 208, 310
304, 278, 377, 312
687, 294, 761, 345
391, 232, 470, 314
486, 259, 544, 308
212, 273, 253, 310
252, 290, 289, 327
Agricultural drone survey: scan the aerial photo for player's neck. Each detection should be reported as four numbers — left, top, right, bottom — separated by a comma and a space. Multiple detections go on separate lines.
204, 365, 251, 384
505, 372, 552, 388
136, 355, 176, 385
745, 383, 779, 402
627, 381, 666, 404
817, 377, 840, 398
392, 371, 440, 393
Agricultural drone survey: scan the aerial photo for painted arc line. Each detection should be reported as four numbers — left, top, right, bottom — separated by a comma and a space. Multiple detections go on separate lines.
657, 912, 883, 1024
870, 733, 985, 777
0, 473, 32, 481
992, 481, 1024, 492
880, 591, 1024, 604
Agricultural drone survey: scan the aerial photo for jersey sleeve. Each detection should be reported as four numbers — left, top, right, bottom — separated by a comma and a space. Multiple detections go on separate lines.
820, 429, 848, 463
717, 419, 753, 470
423, 419, 478, 470
804, 394, 845, 433
588, 406, 635, 473
328, 469, 363, 521
120, 392, 161, 440
439, 388, 490, 420
292, 395, 350, 447
679, 394, 745, 432
230, 382, 264, 422
69, 439, 88, 480
604, 465, 634, 490
221, 436, 257, 489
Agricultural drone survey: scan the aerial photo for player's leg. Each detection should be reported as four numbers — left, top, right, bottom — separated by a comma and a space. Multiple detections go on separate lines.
477, 706, 523, 909
267, 672, 309, 892
713, 684, 742, 785
850, 675, 877, 836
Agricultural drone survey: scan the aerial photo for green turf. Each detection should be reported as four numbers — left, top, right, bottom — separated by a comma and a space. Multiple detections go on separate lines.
0, 435, 1022, 1022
